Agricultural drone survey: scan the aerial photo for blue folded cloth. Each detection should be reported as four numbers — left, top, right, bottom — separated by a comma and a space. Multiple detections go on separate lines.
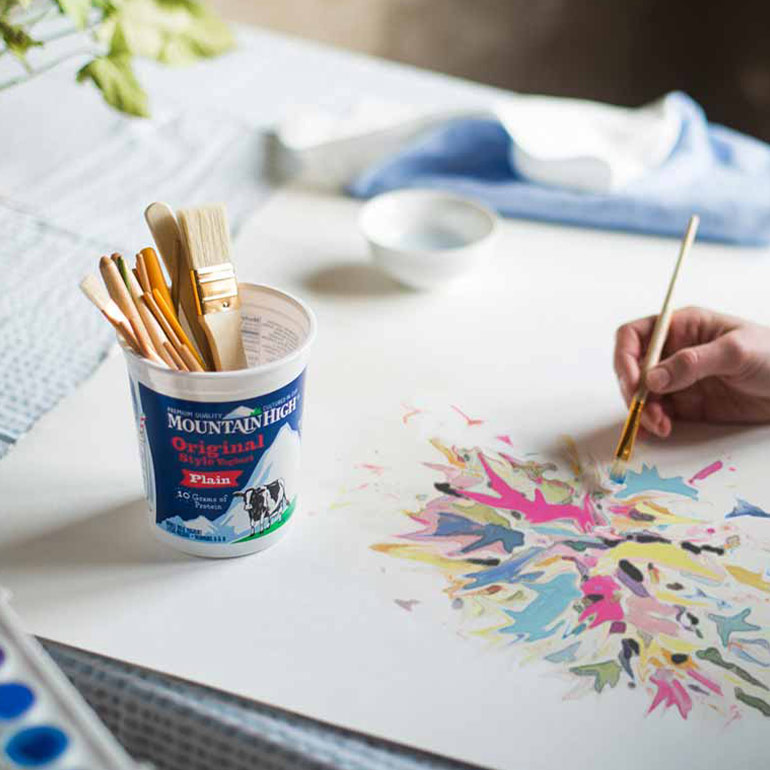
349, 93, 770, 245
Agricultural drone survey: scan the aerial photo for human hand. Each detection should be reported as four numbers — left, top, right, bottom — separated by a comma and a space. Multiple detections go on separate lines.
614, 307, 770, 437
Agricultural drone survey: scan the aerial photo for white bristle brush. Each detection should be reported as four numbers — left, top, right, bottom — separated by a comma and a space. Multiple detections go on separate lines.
177, 205, 248, 372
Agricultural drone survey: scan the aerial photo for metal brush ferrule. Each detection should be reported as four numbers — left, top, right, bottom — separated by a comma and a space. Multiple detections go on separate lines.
614, 396, 645, 462
190, 264, 241, 316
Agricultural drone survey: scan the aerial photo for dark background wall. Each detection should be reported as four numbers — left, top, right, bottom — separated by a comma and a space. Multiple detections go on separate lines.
212, 0, 770, 141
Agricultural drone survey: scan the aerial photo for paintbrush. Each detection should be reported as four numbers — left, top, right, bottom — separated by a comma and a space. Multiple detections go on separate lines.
119, 256, 179, 370
177, 204, 248, 371
610, 215, 700, 483
139, 246, 174, 311
146, 202, 214, 367
79, 274, 141, 354
148, 289, 205, 369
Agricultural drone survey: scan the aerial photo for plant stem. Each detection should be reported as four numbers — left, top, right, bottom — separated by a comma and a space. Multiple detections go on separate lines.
0, 46, 94, 90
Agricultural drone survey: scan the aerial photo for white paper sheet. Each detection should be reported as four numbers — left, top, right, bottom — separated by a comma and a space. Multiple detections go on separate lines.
1, 189, 770, 769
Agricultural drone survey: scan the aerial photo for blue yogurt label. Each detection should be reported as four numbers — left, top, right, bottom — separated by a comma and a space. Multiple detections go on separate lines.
133, 373, 305, 545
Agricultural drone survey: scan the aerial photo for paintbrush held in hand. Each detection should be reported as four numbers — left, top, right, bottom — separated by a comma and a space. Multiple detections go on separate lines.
610, 215, 700, 483
80, 203, 248, 373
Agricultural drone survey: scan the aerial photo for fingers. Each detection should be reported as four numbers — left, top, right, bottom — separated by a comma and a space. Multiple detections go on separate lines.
646, 332, 747, 394
614, 316, 656, 402
640, 401, 672, 438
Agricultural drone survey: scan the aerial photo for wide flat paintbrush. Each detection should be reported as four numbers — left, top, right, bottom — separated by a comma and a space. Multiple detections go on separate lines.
610, 215, 699, 483
177, 205, 248, 372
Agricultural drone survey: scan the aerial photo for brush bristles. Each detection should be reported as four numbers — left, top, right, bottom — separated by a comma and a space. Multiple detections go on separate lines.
177, 204, 231, 269
609, 458, 628, 484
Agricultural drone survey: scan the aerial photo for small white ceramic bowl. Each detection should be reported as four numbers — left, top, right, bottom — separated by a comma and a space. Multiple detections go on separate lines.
359, 189, 499, 290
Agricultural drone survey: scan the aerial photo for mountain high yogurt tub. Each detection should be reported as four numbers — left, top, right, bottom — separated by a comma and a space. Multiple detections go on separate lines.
123, 283, 316, 558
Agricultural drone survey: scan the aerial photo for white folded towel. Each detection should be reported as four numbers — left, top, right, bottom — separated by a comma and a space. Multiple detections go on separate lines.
273, 94, 682, 194
496, 94, 682, 193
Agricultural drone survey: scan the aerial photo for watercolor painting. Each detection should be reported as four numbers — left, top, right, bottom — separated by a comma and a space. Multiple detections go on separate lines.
368, 413, 770, 722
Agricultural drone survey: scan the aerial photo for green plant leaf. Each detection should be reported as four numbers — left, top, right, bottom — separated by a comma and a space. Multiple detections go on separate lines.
76, 53, 149, 117
54, 0, 91, 29
0, 18, 42, 64
101, 0, 234, 66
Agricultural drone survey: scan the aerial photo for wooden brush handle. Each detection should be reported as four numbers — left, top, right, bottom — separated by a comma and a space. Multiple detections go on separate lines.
99, 257, 158, 361
200, 312, 248, 371
641, 215, 699, 377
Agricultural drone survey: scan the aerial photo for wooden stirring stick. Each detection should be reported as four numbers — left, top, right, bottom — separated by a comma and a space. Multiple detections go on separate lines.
122, 262, 179, 370
151, 289, 205, 369
179, 345, 205, 372
99, 256, 165, 365
136, 251, 153, 296
163, 341, 189, 371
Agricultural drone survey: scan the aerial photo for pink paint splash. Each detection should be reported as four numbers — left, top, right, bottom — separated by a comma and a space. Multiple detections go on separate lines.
401, 404, 423, 424
459, 454, 596, 532
357, 463, 387, 476
648, 669, 692, 719
496, 434, 513, 446
688, 460, 724, 484
451, 405, 484, 427
626, 595, 680, 637
579, 576, 624, 629
688, 669, 723, 696
394, 599, 420, 612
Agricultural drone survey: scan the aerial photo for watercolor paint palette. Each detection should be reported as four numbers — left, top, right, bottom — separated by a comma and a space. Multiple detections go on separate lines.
0, 592, 141, 770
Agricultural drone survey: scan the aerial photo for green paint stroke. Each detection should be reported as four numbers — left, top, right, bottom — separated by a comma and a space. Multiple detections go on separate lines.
696, 647, 769, 691
735, 688, 770, 717
570, 660, 621, 693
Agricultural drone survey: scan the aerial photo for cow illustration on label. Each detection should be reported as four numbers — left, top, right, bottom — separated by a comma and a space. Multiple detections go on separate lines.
233, 479, 289, 536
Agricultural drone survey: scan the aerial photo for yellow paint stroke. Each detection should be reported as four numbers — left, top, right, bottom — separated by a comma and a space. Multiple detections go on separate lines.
541, 479, 574, 504
372, 543, 476, 594
635, 500, 702, 526
604, 541, 722, 581
651, 589, 711, 608
450, 501, 510, 528
725, 564, 770, 594
429, 438, 466, 469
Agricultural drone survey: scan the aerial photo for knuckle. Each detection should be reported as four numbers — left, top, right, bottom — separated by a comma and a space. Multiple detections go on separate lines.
721, 334, 749, 367
675, 348, 699, 377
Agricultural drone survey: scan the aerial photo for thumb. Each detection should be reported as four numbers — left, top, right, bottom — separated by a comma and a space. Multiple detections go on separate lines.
646, 335, 743, 394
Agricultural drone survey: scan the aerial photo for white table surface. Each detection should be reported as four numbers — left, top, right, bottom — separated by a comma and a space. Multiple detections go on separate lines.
3, 22, 770, 770
2, 183, 770, 770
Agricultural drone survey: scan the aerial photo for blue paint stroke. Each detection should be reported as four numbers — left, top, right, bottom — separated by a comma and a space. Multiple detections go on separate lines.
684, 587, 732, 610
463, 546, 544, 590
431, 513, 525, 554
500, 573, 581, 642
545, 641, 581, 663
731, 638, 770, 668
726, 498, 770, 520
708, 608, 760, 647
615, 464, 697, 500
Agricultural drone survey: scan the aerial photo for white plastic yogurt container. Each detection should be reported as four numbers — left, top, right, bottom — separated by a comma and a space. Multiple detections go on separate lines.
123, 283, 316, 558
